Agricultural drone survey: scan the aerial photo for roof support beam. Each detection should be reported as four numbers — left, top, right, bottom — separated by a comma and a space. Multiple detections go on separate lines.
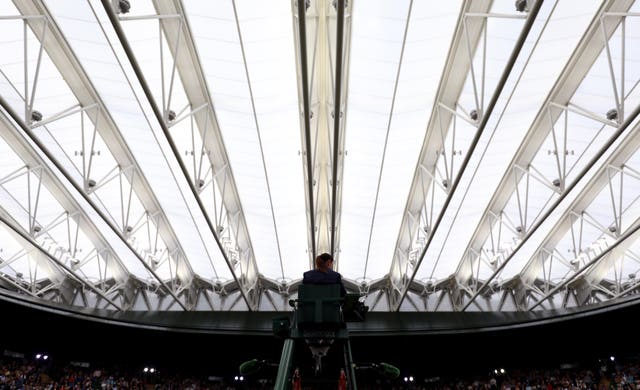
389, 0, 543, 311
387, 0, 493, 311
102, 0, 260, 310
134, 0, 260, 310
10, 0, 190, 310
530, 212, 640, 310
0, 195, 122, 310
330, 0, 347, 256
519, 116, 640, 309
457, 0, 638, 311
292, 0, 352, 263
0, 111, 133, 308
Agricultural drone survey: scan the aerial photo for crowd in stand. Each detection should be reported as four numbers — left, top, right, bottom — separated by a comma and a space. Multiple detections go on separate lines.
1, 348, 639, 389
0, 355, 229, 390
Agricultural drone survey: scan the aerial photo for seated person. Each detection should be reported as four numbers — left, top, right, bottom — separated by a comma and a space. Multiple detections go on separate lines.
302, 252, 347, 297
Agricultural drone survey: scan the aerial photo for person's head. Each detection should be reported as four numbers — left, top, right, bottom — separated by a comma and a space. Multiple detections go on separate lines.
315, 253, 334, 272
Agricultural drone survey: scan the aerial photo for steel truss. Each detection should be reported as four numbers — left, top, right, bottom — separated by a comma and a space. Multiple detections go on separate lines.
292, 0, 351, 264
448, 0, 639, 312
388, 0, 537, 311
102, 0, 263, 310
2, 0, 231, 311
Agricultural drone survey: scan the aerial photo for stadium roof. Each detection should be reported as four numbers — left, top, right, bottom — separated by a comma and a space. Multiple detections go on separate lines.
1, 0, 640, 317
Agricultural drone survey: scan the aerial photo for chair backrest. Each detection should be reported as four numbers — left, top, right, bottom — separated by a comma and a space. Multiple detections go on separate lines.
296, 284, 343, 328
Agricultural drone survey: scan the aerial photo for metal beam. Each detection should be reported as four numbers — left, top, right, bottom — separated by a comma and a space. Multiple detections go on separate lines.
389, 0, 543, 311
330, 0, 346, 255
294, 0, 317, 262
99, 0, 260, 310
530, 213, 640, 310
519, 119, 640, 309
458, 0, 638, 311
387, 0, 493, 311
143, 0, 262, 308
292, 0, 352, 262
8, 0, 190, 310
0, 205, 122, 310
0, 110, 132, 308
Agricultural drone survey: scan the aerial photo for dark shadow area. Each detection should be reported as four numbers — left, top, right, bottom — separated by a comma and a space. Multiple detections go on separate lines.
2, 297, 640, 384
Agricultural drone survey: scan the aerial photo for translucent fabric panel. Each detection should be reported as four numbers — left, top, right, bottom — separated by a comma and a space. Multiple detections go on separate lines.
46, 1, 226, 280
417, 0, 602, 282
185, 0, 307, 281
340, 0, 462, 283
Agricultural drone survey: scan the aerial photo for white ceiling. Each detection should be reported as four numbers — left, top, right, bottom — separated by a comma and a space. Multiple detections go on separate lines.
1, 0, 640, 313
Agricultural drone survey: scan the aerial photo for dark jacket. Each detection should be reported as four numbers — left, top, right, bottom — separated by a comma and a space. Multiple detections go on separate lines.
302, 269, 347, 296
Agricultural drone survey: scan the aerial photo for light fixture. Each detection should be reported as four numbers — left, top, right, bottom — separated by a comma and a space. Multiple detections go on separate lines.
515, 0, 528, 12
515, 225, 523, 234
442, 179, 449, 188
87, 179, 97, 188
552, 178, 561, 187
197, 179, 205, 189
116, 0, 130, 14
167, 109, 176, 122
606, 108, 618, 121
470, 109, 479, 121
31, 110, 43, 122
608, 225, 617, 233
